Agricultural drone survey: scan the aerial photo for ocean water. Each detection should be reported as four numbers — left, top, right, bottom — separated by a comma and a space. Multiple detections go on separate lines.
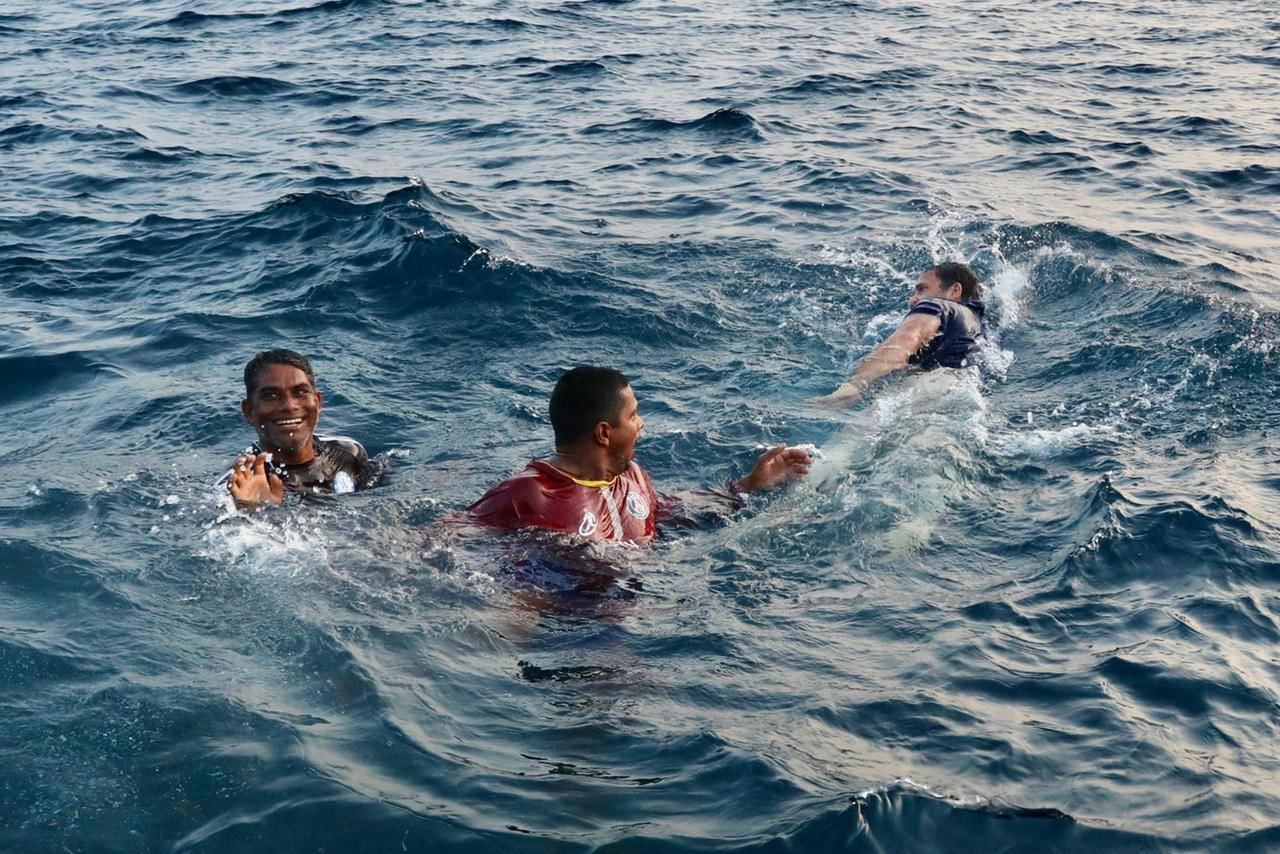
3, 1, 1279, 851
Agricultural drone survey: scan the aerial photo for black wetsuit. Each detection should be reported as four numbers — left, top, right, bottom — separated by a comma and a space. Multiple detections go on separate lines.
907, 298, 985, 369
218, 435, 382, 495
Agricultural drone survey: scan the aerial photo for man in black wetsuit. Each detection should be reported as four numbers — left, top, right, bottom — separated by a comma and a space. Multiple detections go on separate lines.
812, 261, 985, 407
221, 349, 380, 509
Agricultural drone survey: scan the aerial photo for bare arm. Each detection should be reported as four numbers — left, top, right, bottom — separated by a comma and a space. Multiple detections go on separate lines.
657, 446, 813, 530
811, 313, 940, 407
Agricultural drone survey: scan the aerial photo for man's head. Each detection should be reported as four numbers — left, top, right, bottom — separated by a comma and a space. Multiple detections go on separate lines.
550, 366, 643, 468
240, 349, 323, 459
910, 261, 982, 307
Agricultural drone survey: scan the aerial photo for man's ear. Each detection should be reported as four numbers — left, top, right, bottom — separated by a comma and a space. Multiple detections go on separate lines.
593, 420, 612, 447
946, 282, 963, 300
240, 399, 254, 425
315, 389, 323, 416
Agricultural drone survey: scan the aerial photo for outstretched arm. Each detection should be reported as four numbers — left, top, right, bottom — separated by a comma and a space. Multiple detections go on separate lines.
656, 445, 813, 531
227, 452, 285, 509
733, 445, 812, 494
811, 312, 940, 407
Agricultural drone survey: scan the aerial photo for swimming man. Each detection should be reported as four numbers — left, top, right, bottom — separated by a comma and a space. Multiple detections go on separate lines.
468, 366, 811, 546
812, 261, 985, 407
221, 349, 380, 509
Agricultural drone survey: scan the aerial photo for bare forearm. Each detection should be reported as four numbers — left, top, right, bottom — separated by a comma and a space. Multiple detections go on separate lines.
812, 313, 937, 406
826, 343, 911, 400
850, 342, 912, 387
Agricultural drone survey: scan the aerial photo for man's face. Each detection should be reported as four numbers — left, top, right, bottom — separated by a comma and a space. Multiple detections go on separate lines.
241, 363, 322, 455
607, 385, 644, 468
909, 270, 962, 307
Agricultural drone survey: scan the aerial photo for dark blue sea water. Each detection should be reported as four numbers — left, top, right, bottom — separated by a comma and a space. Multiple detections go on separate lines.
3, 1, 1279, 851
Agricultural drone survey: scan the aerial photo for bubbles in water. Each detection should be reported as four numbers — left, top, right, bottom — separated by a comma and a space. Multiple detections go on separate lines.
200, 512, 330, 577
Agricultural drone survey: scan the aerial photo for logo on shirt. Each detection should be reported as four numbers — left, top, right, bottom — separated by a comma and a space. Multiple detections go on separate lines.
578, 509, 599, 537
625, 492, 650, 521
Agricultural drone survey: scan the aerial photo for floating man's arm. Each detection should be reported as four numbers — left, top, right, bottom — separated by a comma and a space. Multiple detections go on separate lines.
811, 313, 940, 407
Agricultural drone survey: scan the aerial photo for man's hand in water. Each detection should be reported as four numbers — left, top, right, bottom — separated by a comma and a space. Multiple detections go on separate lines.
228, 453, 285, 509
808, 381, 866, 408
735, 445, 813, 494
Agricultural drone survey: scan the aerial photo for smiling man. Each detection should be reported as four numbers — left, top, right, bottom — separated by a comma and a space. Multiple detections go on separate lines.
812, 261, 986, 407
468, 366, 811, 547
221, 349, 380, 509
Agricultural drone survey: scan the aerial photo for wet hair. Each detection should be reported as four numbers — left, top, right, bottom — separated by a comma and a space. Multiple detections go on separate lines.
928, 261, 982, 301
550, 366, 631, 447
243, 349, 315, 397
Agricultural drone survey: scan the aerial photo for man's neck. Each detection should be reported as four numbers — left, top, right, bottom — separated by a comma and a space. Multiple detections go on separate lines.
262, 438, 317, 467
546, 447, 621, 483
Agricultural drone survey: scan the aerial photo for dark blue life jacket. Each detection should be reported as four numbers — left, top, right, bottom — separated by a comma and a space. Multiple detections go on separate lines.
906, 298, 985, 369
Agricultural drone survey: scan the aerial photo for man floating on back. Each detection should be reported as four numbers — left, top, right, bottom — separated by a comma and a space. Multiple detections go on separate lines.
812, 261, 985, 407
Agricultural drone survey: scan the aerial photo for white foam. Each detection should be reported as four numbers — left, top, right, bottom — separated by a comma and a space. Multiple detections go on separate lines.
985, 421, 1117, 458
862, 312, 899, 342
855, 776, 997, 811
805, 370, 988, 555
200, 512, 330, 577
986, 257, 1031, 330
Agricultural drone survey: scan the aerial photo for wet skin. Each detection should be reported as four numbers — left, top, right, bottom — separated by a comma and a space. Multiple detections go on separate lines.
240, 363, 323, 463
909, 269, 963, 308
229, 363, 324, 508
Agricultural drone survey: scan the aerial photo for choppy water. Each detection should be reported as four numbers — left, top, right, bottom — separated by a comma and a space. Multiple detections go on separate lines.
3, 1, 1279, 851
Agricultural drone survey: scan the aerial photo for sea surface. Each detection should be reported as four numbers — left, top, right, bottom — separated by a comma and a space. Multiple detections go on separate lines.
3, 1, 1279, 851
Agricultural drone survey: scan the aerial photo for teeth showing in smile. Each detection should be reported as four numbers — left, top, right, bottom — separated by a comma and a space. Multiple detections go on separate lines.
274, 418, 303, 428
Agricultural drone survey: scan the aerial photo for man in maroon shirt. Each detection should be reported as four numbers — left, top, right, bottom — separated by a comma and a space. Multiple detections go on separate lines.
468, 366, 812, 547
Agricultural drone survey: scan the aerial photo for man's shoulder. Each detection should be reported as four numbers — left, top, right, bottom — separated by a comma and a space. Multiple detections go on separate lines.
622, 461, 657, 491
315, 434, 367, 461
468, 461, 567, 527
471, 462, 552, 504
907, 298, 951, 318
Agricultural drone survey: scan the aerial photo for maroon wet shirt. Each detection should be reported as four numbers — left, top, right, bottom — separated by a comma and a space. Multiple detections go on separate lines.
468, 460, 661, 546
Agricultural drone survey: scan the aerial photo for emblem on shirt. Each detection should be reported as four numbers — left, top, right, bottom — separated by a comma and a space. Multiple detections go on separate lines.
625, 492, 650, 521
578, 509, 599, 537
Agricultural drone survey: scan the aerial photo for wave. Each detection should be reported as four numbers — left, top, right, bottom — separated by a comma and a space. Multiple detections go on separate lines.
776, 72, 872, 97
147, 0, 380, 28
1097, 62, 1173, 75
0, 91, 51, 109
0, 120, 147, 148
1184, 164, 1280, 194
819, 782, 1174, 852
168, 75, 357, 106
1005, 129, 1073, 146
582, 107, 764, 141
1115, 114, 1240, 137
1056, 491, 1273, 590
121, 144, 197, 164
171, 74, 346, 102
525, 59, 610, 78
0, 353, 124, 406
27, 183, 721, 362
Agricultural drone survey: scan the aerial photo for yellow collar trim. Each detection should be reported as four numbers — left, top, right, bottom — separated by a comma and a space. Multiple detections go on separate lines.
543, 462, 618, 489
569, 476, 617, 488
